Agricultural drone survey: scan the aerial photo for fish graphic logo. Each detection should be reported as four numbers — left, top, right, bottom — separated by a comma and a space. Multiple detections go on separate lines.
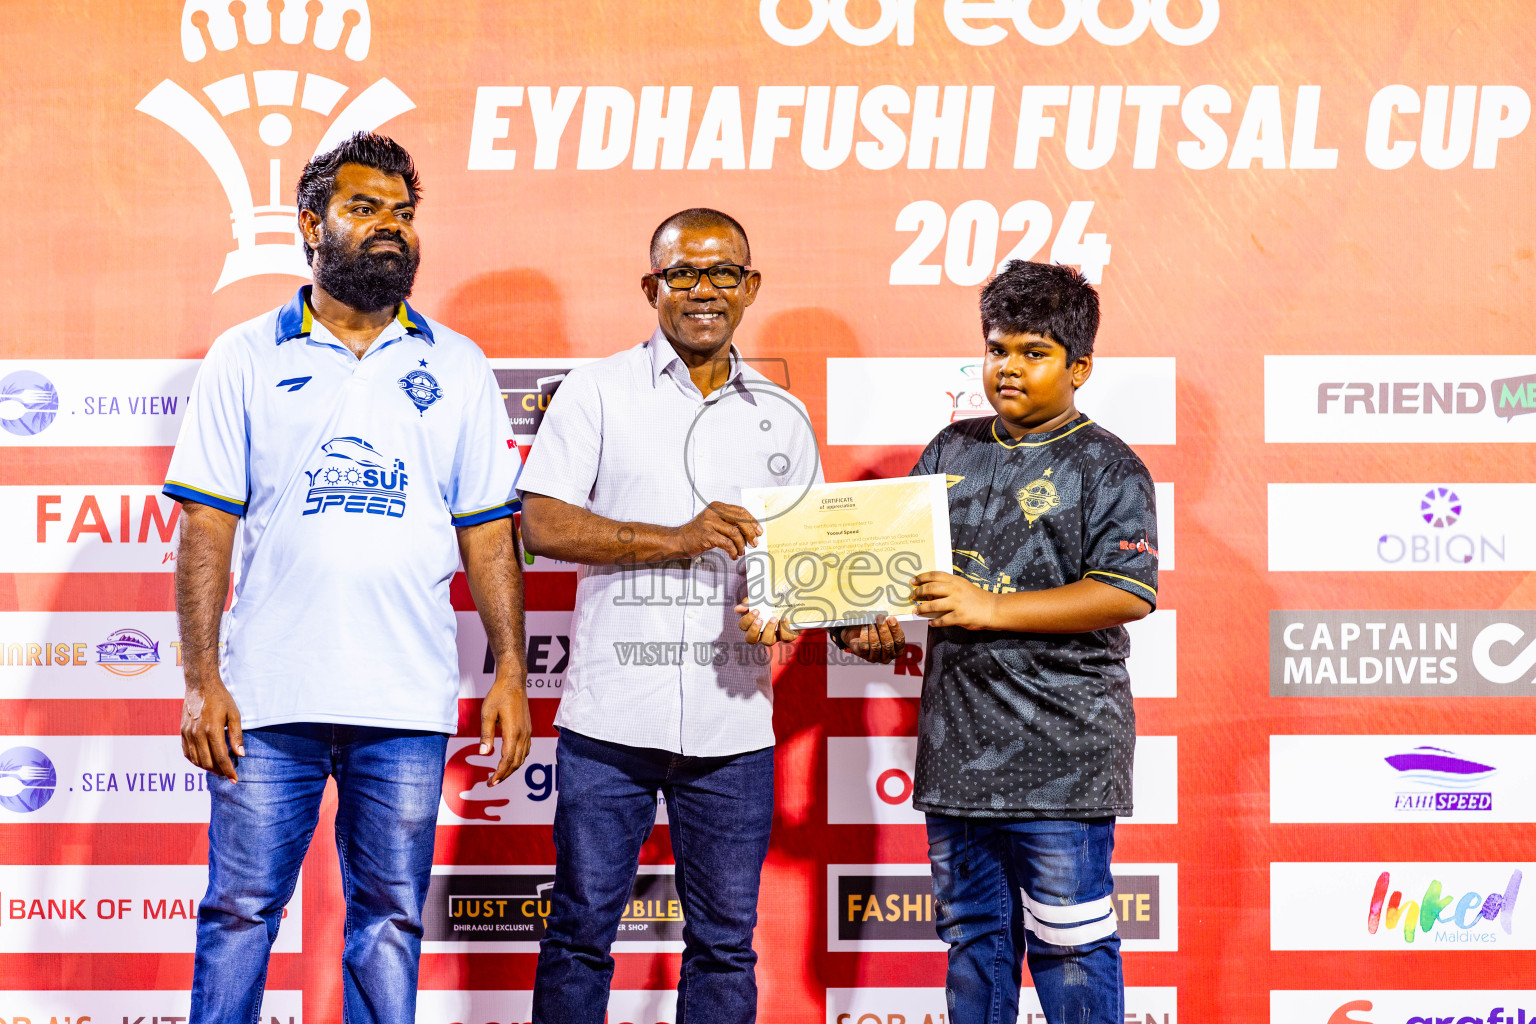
0, 746, 58, 814
0, 370, 60, 437
96, 628, 163, 677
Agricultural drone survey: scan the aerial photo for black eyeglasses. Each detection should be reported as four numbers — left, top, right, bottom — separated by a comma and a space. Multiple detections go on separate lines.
650, 264, 753, 290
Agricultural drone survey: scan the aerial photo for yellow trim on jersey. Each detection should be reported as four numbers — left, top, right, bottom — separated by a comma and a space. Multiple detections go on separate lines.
164, 480, 246, 508
453, 501, 513, 518
1084, 570, 1157, 598
991, 417, 1095, 449
954, 548, 988, 569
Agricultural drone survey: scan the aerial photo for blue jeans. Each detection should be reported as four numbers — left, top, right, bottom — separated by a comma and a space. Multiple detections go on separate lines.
533, 730, 775, 1024
926, 815, 1123, 1024
190, 723, 448, 1024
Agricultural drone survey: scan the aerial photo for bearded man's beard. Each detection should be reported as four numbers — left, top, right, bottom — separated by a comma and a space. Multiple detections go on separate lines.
312, 229, 421, 313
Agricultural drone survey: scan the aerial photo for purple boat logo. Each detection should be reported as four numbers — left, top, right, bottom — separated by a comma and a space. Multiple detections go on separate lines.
1385, 745, 1497, 789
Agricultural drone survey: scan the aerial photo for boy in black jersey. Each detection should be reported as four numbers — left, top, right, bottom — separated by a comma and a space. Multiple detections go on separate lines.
901, 261, 1157, 1024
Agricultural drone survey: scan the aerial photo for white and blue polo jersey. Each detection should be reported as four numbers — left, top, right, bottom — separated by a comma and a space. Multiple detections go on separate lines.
164, 286, 521, 734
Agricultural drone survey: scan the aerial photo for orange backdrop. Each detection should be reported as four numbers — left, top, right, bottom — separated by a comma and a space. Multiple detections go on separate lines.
3, 1, 1535, 1021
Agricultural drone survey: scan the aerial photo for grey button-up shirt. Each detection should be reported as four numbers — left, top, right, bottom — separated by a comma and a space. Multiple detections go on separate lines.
517, 330, 823, 755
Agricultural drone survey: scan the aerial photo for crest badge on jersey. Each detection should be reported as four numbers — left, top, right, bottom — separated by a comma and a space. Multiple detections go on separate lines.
1017, 467, 1062, 526
398, 369, 443, 415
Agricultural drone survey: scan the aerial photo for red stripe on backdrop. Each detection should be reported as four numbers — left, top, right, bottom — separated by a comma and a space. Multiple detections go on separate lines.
0, 569, 577, 612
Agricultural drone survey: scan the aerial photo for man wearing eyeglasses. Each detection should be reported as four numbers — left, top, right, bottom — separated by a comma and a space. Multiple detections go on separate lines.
518, 208, 854, 1024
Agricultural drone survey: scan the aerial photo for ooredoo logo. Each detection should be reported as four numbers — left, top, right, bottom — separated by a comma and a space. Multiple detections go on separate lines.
0, 370, 60, 437
137, 0, 414, 291
758, 0, 1217, 48
874, 767, 913, 805
0, 746, 57, 814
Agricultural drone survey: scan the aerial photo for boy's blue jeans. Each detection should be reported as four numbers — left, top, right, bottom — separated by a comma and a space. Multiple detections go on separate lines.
926, 814, 1123, 1024
189, 723, 448, 1024
533, 729, 776, 1024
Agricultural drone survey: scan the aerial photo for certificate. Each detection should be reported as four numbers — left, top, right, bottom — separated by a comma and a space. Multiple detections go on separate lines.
740, 474, 952, 630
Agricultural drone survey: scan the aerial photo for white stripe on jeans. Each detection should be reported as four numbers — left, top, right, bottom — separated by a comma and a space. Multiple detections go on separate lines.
1018, 889, 1118, 947
1019, 889, 1114, 926
1021, 907, 1119, 947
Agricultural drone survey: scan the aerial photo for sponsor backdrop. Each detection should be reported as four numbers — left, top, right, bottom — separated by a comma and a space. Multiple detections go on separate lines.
1, 0, 1532, 1020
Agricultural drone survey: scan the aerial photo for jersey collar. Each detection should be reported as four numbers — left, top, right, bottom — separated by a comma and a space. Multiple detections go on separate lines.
991, 414, 1094, 449
274, 286, 435, 346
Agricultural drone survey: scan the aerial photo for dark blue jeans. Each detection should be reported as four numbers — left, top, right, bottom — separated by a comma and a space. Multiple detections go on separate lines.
189, 723, 448, 1024
926, 815, 1123, 1024
533, 730, 775, 1024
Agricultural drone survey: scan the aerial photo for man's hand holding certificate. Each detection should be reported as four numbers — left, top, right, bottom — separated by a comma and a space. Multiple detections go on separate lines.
737, 474, 953, 632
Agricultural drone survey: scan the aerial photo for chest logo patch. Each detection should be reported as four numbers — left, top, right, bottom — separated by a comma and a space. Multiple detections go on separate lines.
398, 369, 443, 415
1016, 467, 1061, 526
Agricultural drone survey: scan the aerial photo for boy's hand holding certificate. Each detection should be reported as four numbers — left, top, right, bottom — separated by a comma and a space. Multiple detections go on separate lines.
739, 475, 953, 630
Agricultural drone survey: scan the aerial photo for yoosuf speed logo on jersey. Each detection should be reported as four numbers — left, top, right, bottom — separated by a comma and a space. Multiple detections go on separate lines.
1017, 468, 1062, 525
95, 628, 161, 677
399, 367, 443, 415
302, 436, 408, 518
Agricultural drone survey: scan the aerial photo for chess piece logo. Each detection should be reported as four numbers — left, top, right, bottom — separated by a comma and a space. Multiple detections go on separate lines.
137, 0, 415, 291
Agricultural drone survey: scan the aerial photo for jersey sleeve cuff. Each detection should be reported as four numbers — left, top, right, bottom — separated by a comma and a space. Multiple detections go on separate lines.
451, 500, 519, 527
1083, 569, 1157, 608
164, 481, 246, 516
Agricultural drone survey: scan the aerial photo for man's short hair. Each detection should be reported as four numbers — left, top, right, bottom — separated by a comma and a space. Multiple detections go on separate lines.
649, 208, 751, 268
979, 261, 1100, 363
295, 132, 422, 264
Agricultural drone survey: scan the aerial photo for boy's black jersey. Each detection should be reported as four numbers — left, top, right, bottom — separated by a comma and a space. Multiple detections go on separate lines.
909, 414, 1158, 819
